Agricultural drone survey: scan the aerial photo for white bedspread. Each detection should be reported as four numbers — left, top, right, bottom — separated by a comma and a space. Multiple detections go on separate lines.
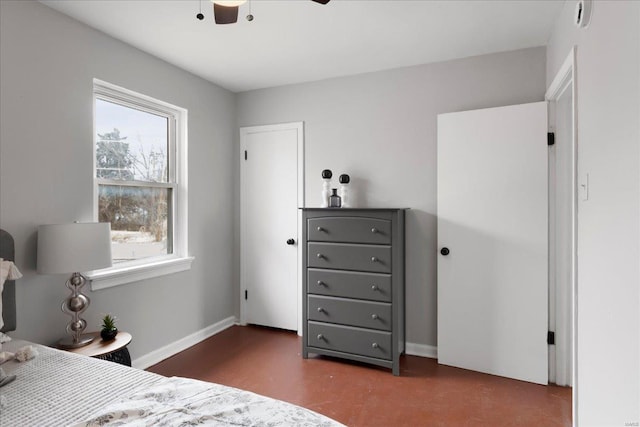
0, 340, 343, 427
71, 376, 339, 427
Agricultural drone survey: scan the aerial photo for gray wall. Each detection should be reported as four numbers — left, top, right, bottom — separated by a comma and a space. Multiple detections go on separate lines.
547, 1, 640, 425
0, 1, 237, 359
237, 47, 547, 347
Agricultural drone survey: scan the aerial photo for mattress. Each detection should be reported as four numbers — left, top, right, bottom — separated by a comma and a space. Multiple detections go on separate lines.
0, 340, 343, 426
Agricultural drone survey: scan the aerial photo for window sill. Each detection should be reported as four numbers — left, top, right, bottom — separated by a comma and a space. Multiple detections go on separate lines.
88, 256, 194, 291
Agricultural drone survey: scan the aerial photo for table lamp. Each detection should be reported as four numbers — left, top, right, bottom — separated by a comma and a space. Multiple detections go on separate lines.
37, 222, 112, 348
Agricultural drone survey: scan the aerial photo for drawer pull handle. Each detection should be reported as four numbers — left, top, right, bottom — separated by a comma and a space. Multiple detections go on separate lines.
317, 280, 326, 287
371, 314, 379, 320
317, 307, 325, 313
372, 342, 379, 349
371, 285, 378, 291
371, 227, 378, 234
371, 256, 379, 263
317, 334, 324, 341
317, 227, 325, 232
317, 253, 324, 259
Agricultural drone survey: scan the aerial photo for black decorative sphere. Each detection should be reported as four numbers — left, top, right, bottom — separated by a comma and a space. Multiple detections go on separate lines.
339, 174, 350, 184
246, 14, 254, 21
196, 13, 204, 20
322, 169, 332, 179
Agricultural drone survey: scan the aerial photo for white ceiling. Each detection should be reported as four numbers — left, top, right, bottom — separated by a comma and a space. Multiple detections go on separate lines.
41, 0, 563, 93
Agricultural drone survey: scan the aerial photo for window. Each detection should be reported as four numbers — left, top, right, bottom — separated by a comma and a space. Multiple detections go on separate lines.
89, 79, 192, 289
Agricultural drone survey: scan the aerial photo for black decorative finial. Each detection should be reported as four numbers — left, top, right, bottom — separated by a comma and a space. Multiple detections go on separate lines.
339, 174, 350, 184
196, 12, 204, 20
321, 169, 332, 179
246, 14, 254, 21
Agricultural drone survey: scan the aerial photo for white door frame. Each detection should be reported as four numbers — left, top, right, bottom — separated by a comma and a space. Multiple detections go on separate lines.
545, 46, 577, 411
239, 122, 305, 335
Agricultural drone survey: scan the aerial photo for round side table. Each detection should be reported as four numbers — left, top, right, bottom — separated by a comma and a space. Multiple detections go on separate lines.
60, 331, 132, 366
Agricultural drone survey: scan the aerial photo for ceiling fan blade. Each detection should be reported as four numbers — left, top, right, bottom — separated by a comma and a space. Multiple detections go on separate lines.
214, 3, 239, 24
311, 0, 330, 4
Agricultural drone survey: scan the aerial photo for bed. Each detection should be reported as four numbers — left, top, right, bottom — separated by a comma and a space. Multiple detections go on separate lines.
0, 229, 343, 426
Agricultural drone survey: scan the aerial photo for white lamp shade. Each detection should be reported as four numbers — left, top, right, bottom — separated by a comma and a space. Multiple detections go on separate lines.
37, 223, 112, 274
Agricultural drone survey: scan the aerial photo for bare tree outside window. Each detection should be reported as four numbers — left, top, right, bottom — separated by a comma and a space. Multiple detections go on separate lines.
95, 99, 173, 262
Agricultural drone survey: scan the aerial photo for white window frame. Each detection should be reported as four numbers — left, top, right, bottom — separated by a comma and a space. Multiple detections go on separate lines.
88, 79, 192, 290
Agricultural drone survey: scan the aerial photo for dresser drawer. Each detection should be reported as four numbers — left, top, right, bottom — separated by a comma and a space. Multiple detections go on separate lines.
308, 321, 392, 360
308, 217, 391, 244
308, 242, 391, 273
308, 295, 391, 331
308, 268, 391, 302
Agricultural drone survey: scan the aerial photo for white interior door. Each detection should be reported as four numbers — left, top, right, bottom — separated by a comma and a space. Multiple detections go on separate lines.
437, 102, 548, 385
241, 123, 303, 332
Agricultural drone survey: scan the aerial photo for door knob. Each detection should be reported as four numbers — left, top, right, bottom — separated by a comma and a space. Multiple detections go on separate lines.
440, 247, 450, 256
286, 238, 295, 245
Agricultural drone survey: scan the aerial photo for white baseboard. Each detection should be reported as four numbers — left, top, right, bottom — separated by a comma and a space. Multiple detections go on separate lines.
132, 316, 238, 369
132, 319, 435, 369
405, 342, 438, 359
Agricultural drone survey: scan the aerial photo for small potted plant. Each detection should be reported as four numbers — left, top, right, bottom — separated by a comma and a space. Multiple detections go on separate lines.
100, 314, 118, 341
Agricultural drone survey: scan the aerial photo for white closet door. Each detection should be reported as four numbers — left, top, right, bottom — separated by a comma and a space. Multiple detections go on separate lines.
437, 102, 548, 385
241, 123, 302, 331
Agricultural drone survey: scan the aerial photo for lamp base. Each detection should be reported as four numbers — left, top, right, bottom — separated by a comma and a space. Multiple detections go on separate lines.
59, 272, 93, 350
57, 334, 95, 349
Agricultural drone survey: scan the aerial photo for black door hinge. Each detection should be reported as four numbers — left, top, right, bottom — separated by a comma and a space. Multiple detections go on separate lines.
547, 331, 555, 345
244, 150, 247, 160
245, 290, 248, 300
547, 132, 555, 146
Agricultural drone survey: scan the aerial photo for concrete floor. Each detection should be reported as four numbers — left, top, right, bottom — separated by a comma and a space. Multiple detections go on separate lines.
148, 325, 572, 427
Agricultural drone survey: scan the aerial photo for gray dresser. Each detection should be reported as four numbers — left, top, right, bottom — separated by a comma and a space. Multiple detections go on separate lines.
301, 208, 406, 375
